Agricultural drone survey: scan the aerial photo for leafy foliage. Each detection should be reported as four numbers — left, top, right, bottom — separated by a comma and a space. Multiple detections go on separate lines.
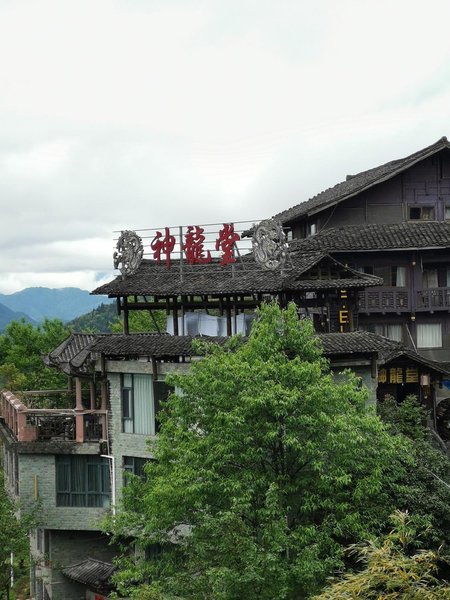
109, 303, 412, 599
0, 470, 30, 599
68, 302, 118, 333
110, 303, 166, 334
378, 395, 450, 550
313, 511, 450, 599
0, 318, 69, 390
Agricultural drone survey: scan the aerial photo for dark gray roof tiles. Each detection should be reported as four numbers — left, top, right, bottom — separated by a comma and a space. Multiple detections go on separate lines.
90, 333, 230, 357
293, 221, 450, 252
47, 331, 450, 376
274, 137, 450, 224
62, 558, 115, 591
318, 331, 401, 357
43, 332, 100, 375
91, 251, 381, 297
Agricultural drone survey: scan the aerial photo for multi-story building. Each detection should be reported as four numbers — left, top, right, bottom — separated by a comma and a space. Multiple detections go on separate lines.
2, 138, 450, 598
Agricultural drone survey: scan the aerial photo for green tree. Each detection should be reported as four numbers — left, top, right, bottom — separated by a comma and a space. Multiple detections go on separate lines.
313, 511, 450, 599
0, 318, 69, 390
110, 303, 166, 334
0, 470, 29, 600
109, 303, 412, 600
378, 395, 450, 553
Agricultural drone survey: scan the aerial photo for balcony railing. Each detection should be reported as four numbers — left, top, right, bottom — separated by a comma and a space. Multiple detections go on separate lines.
416, 287, 450, 311
0, 390, 107, 443
358, 288, 410, 312
359, 286, 450, 313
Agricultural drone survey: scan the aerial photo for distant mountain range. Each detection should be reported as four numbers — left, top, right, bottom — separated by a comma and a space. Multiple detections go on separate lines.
0, 287, 112, 329
0, 303, 36, 330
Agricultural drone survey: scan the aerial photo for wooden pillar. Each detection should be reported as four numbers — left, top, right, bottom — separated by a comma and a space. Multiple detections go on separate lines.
123, 296, 129, 334
173, 297, 179, 336
100, 381, 108, 411
75, 377, 85, 442
89, 381, 96, 410
226, 297, 232, 336
75, 378, 83, 410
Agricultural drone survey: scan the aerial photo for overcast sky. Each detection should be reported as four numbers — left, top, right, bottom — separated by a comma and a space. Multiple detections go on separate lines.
2, 0, 450, 293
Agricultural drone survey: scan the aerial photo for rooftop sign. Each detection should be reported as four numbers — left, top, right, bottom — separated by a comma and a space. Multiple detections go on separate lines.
113, 219, 289, 278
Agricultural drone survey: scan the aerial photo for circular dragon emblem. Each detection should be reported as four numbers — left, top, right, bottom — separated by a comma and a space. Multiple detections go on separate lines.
113, 230, 144, 278
252, 219, 288, 271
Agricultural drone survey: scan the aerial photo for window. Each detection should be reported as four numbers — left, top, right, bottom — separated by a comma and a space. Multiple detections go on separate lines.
445, 206, 450, 220
56, 455, 110, 507
423, 268, 439, 288
408, 205, 435, 220
307, 222, 317, 236
121, 374, 172, 434
417, 323, 442, 348
123, 456, 149, 485
391, 266, 407, 287
374, 323, 403, 342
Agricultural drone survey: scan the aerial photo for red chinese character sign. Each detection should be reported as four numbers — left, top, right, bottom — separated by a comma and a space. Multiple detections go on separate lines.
183, 226, 212, 264
151, 227, 176, 268
215, 223, 240, 265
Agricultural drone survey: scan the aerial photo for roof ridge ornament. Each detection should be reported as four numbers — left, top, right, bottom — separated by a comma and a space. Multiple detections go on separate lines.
113, 230, 144, 279
252, 219, 288, 271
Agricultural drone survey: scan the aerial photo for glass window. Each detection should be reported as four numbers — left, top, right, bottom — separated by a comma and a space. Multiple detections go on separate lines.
121, 374, 173, 435
55, 455, 110, 507
408, 206, 435, 220
373, 323, 403, 342
391, 266, 407, 287
123, 456, 149, 486
423, 268, 439, 288
417, 323, 442, 348
445, 206, 450, 220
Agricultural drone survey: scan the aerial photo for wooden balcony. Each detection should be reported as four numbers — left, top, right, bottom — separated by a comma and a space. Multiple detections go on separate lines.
358, 288, 410, 313
359, 286, 450, 313
0, 390, 107, 443
416, 287, 450, 311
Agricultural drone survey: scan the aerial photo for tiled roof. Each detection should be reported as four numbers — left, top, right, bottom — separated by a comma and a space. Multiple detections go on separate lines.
293, 222, 450, 252
43, 333, 100, 375
318, 331, 401, 357
90, 333, 230, 357
274, 137, 450, 224
91, 251, 381, 297
382, 348, 450, 376
62, 558, 115, 591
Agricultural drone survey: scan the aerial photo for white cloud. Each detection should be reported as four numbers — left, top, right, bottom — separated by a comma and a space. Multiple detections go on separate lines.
1, 0, 450, 292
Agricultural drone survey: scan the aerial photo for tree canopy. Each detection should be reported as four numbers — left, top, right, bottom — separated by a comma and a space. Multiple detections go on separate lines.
0, 471, 30, 599
314, 511, 450, 599
110, 303, 415, 599
0, 318, 69, 390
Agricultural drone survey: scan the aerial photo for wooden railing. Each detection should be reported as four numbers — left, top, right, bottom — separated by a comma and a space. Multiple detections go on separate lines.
358, 288, 410, 312
0, 390, 107, 443
359, 287, 450, 313
416, 287, 450, 311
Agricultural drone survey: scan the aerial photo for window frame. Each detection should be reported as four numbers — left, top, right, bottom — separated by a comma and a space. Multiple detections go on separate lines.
416, 323, 443, 348
408, 205, 435, 221
55, 455, 110, 508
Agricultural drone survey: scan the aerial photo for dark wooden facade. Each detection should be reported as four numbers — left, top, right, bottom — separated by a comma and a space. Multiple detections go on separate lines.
276, 138, 450, 363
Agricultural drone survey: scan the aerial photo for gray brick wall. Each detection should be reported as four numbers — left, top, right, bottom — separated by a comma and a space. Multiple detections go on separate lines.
31, 528, 119, 600
104, 360, 189, 502
18, 453, 107, 530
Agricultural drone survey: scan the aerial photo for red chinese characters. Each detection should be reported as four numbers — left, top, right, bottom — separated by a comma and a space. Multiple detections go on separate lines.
151, 227, 176, 268
183, 226, 212, 265
215, 223, 240, 265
